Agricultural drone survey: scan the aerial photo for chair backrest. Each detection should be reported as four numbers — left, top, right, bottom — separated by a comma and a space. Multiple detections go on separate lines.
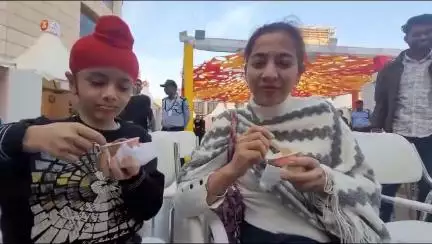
353, 132, 423, 184
171, 131, 198, 158
150, 131, 179, 187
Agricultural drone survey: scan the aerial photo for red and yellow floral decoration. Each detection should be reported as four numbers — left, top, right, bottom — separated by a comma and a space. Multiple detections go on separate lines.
193, 53, 392, 103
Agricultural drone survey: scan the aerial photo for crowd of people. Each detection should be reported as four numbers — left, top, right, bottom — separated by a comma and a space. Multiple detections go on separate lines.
0, 12, 430, 243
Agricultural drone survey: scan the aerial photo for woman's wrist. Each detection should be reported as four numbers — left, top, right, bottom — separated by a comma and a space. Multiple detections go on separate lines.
206, 163, 239, 205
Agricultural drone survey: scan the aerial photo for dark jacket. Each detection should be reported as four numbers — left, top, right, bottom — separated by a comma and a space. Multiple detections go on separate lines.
371, 50, 432, 132
193, 118, 206, 136
0, 116, 165, 243
120, 94, 154, 131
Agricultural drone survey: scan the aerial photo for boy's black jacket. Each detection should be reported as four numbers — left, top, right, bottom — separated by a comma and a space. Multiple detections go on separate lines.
0, 116, 165, 243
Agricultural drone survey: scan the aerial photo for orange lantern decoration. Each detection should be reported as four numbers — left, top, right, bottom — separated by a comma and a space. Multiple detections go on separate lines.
193, 53, 393, 103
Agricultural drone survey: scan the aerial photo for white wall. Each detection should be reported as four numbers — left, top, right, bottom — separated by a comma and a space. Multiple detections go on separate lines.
5, 69, 42, 122
361, 73, 377, 112
1, 1, 122, 60
332, 94, 352, 109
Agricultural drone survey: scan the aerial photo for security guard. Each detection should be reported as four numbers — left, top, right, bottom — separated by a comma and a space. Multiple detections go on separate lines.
160, 79, 190, 131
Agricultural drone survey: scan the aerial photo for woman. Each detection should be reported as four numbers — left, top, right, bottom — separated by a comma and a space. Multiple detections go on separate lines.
174, 21, 389, 243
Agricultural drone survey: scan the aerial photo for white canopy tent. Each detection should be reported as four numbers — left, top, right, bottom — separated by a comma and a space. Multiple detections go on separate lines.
203, 102, 235, 130
13, 31, 70, 83
2, 20, 71, 122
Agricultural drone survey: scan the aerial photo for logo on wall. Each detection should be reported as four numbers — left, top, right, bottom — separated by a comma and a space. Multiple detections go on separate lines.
40, 19, 61, 37
48, 94, 56, 103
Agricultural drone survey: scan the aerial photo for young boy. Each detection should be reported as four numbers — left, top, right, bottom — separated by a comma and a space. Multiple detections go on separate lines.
0, 16, 164, 243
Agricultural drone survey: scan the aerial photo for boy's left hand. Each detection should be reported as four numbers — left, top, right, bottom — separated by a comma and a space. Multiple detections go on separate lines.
102, 156, 140, 180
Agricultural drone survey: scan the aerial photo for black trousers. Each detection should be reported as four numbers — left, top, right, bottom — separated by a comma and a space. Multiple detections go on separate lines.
240, 221, 339, 244
161, 126, 184, 131
352, 126, 371, 132
195, 133, 204, 145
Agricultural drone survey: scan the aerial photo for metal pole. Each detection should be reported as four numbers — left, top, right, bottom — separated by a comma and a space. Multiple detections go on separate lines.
150, 218, 156, 237
183, 42, 194, 132
173, 142, 181, 182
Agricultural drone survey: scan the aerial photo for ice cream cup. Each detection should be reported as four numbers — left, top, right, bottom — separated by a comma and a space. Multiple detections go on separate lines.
95, 137, 140, 172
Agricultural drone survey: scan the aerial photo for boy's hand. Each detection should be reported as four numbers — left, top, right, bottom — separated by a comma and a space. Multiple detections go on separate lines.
23, 122, 106, 162
101, 156, 140, 180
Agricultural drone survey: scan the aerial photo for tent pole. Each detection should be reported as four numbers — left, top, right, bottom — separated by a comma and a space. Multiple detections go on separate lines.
351, 91, 359, 109
183, 42, 194, 132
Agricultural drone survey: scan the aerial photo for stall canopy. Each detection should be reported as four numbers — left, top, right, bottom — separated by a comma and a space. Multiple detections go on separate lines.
193, 53, 393, 102
13, 24, 70, 81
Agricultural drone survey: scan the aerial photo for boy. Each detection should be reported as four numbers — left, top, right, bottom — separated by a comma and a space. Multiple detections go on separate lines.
0, 16, 164, 243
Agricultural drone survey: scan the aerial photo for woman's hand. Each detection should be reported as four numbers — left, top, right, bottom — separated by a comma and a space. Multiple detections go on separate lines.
206, 125, 272, 205
274, 156, 326, 193
227, 126, 272, 178
101, 155, 140, 180
23, 122, 107, 162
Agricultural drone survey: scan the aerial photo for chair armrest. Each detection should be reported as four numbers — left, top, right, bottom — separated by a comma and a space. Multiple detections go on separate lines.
175, 217, 207, 243
141, 237, 165, 243
382, 195, 432, 213
205, 211, 229, 243
419, 191, 432, 221
163, 182, 177, 198
421, 161, 432, 189
173, 212, 229, 243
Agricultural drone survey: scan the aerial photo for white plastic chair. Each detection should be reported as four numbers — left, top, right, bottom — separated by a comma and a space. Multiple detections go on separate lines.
140, 132, 181, 243
151, 131, 180, 196
354, 132, 432, 243
172, 131, 199, 159
174, 132, 432, 243
151, 131, 198, 243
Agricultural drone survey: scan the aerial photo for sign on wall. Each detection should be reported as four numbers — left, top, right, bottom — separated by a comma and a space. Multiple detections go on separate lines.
40, 19, 61, 37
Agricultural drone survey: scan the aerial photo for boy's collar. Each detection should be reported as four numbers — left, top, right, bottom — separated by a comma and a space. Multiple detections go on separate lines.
72, 115, 121, 131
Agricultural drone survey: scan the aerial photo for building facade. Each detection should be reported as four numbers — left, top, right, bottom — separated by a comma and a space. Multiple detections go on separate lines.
0, 1, 122, 61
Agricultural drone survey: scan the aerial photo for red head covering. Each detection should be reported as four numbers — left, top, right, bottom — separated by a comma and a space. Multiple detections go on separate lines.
69, 15, 139, 82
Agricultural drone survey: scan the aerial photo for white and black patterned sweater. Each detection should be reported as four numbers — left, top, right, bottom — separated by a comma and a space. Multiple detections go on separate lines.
175, 97, 390, 243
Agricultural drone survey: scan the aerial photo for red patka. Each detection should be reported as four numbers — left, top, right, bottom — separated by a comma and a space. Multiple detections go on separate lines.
69, 15, 139, 82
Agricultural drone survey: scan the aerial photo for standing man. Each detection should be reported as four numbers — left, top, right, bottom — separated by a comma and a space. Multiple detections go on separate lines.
119, 79, 155, 131
193, 115, 206, 144
160, 79, 190, 131
372, 14, 432, 222
351, 100, 371, 132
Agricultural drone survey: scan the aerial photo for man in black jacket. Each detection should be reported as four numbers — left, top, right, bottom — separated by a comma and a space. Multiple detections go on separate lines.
193, 115, 206, 145
0, 16, 164, 243
372, 14, 432, 222
119, 79, 155, 131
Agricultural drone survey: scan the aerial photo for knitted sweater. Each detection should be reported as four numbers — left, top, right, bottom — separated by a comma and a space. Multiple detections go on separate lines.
174, 96, 390, 243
